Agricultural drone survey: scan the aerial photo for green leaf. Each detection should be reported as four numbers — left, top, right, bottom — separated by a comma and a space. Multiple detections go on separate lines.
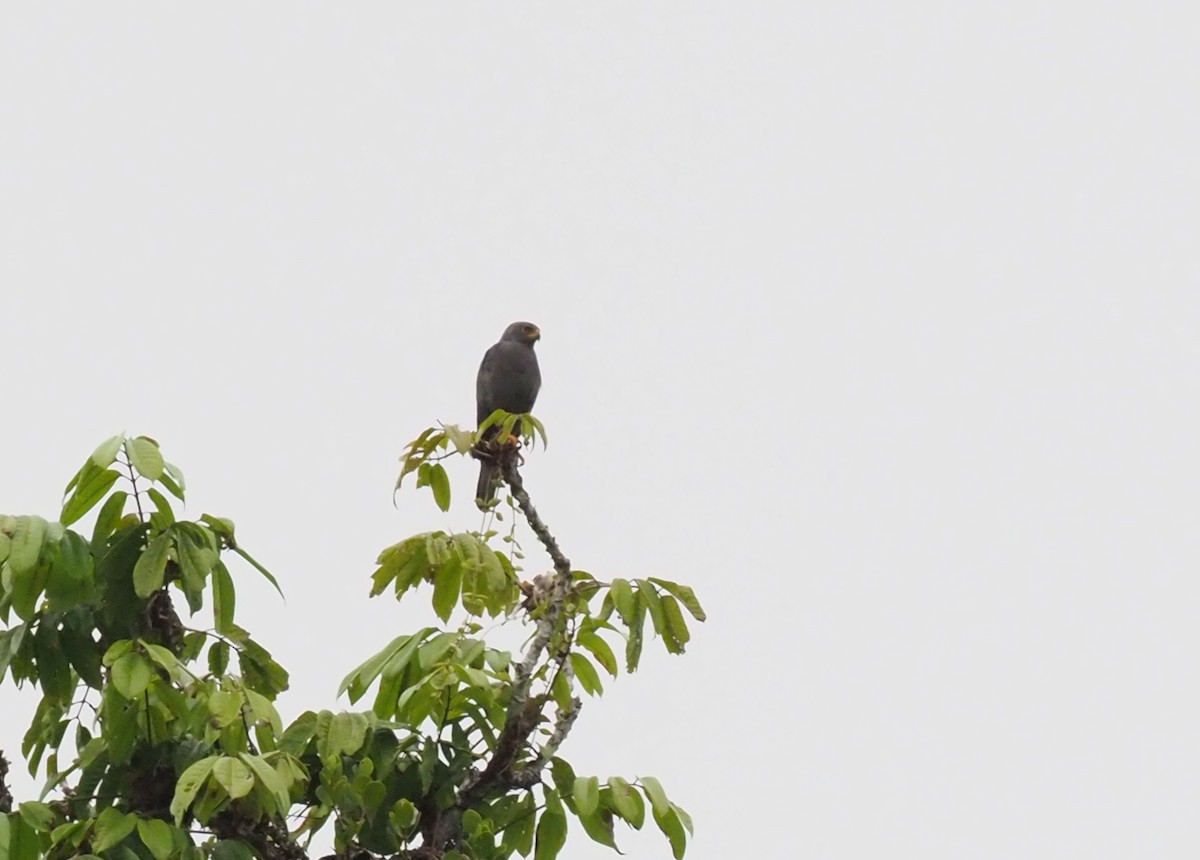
577, 629, 618, 677
609, 578, 636, 627
46, 530, 94, 609
61, 467, 121, 527
199, 514, 235, 543
9, 552, 49, 621
360, 778, 388, 816
573, 776, 599, 817
6, 816, 41, 860
231, 545, 284, 599
425, 531, 451, 566
390, 798, 419, 832
639, 776, 670, 817
278, 711, 319, 757
607, 777, 644, 828
578, 807, 618, 850
211, 840, 255, 860
534, 790, 567, 860
396, 427, 441, 489
34, 621, 73, 703
208, 690, 243, 728
212, 756, 255, 800
91, 491, 128, 546
431, 557, 463, 623
103, 639, 134, 666
484, 648, 511, 674
674, 803, 694, 835
624, 598, 646, 672
324, 711, 370, 757
637, 579, 666, 635
429, 462, 451, 511
48, 820, 85, 849
0, 625, 23, 683
524, 414, 549, 450
461, 809, 483, 838
145, 488, 175, 528
372, 630, 436, 717
419, 630, 459, 669
476, 408, 509, 437
418, 737, 437, 792
212, 562, 236, 634
340, 632, 409, 702
8, 516, 48, 575
161, 461, 187, 501
570, 652, 603, 696
132, 532, 171, 597
174, 525, 217, 595
442, 423, 475, 454
544, 670, 568, 712
107, 701, 138, 763
157, 472, 185, 502
244, 688, 283, 733
142, 642, 181, 678
61, 616, 103, 688
155, 681, 189, 723
92, 807, 137, 852
500, 412, 521, 443
648, 578, 706, 621
73, 751, 107, 818
237, 636, 290, 697
126, 436, 165, 481
91, 435, 125, 468
370, 535, 430, 599
111, 652, 154, 698
137, 819, 174, 860
661, 595, 691, 653
654, 805, 688, 859
208, 640, 230, 676
499, 794, 535, 856
18, 801, 57, 832
240, 753, 290, 816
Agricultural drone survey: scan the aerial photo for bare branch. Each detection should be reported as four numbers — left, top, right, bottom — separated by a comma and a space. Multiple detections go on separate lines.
500, 447, 570, 579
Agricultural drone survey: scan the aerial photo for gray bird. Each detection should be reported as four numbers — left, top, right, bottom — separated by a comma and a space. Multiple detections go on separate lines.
475, 321, 541, 508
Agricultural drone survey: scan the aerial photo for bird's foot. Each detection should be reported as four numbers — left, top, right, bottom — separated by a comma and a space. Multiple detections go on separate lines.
500, 434, 526, 464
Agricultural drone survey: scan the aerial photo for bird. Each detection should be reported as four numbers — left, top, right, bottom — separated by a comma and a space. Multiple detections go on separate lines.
475, 321, 542, 509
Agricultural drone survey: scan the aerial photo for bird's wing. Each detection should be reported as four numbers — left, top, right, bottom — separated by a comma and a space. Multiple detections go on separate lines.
476, 343, 502, 425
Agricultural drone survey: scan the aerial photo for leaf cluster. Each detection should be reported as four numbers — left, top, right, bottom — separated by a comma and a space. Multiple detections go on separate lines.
1, 426, 703, 860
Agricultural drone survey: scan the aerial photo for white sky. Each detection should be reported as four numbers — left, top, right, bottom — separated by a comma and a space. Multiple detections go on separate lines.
3, 4, 1199, 858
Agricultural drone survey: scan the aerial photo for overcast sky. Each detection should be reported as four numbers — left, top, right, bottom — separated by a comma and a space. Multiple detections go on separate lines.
3, 4, 1198, 858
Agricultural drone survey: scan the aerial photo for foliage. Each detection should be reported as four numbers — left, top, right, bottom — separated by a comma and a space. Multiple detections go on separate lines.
0, 424, 703, 860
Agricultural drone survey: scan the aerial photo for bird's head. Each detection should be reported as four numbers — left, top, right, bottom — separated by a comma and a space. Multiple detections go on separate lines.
501, 321, 541, 345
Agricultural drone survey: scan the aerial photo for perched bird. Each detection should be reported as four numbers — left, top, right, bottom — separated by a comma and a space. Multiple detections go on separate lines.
475, 321, 542, 508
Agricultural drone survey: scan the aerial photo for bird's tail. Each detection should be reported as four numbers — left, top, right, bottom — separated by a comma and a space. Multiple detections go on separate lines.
476, 459, 500, 510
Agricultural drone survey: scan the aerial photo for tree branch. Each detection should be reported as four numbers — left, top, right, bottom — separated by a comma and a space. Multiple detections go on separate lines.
0, 750, 12, 814
500, 447, 570, 579
456, 446, 580, 810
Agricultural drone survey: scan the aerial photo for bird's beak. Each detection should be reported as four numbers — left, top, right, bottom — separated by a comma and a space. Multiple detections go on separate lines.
531, 327, 541, 341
